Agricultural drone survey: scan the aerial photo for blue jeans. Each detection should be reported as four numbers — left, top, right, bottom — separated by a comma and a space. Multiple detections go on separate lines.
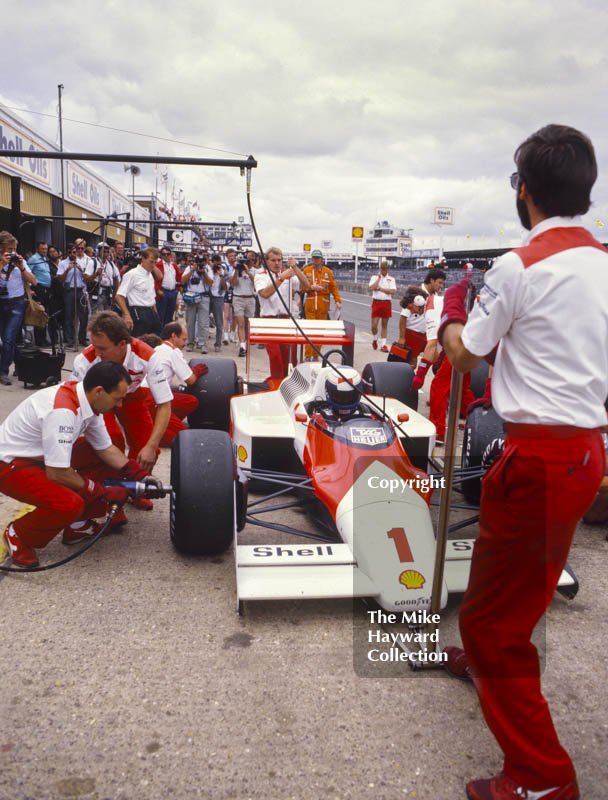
157, 289, 178, 328
210, 296, 224, 347
0, 297, 26, 375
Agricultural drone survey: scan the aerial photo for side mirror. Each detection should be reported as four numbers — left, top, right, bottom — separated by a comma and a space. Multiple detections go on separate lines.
397, 412, 409, 423
295, 412, 308, 423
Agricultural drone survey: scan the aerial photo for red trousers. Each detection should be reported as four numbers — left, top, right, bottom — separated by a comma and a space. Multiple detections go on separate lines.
145, 389, 198, 447
0, 439, 122, 548
429, 356, 475, 437
404, 329, 427, 359
304, 305, 329, 358
460, 425, 605, 789
104, 387, 155, 460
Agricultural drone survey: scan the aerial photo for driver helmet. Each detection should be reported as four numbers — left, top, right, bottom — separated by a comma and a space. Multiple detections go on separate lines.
325, 367, 363, 413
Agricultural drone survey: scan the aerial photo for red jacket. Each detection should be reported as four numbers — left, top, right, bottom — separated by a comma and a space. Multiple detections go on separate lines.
154, 260, 182, 298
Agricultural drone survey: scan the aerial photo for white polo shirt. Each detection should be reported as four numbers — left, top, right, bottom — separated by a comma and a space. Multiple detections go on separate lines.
116, 265, 156, 307
85, 258, 120, 288
462, 216, 608, 427
401, 285, 429, 332
254, 270, 298, 316
424, 294, 444, 344
0, 381, 111, 467
369, 274, 396, 300
72, 340, 173, 405
152, 341, 194, 386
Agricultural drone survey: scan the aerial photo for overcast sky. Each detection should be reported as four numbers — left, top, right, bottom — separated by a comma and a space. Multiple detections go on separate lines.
3, 0, 608, 253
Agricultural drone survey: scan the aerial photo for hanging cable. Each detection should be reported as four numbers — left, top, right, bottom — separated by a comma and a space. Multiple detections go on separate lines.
244, 172, 412, 440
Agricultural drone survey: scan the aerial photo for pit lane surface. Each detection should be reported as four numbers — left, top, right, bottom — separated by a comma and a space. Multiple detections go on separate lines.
0, 331, 606, 800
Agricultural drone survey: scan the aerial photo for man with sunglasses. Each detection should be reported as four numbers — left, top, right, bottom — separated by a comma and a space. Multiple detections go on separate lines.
440, 125, 608, 800
57, 239, 91, 347
155, 246, 181, 327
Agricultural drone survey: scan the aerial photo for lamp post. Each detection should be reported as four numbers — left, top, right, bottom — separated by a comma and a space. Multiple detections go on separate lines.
124, 164, 140, 246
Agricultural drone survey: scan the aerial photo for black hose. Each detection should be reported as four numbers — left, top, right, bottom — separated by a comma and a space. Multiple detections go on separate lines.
0, 504, 121, 573
245, 188, 412, 440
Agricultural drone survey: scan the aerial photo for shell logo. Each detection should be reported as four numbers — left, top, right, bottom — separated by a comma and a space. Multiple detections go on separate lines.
237, 445, 248, 462
399, 569, 425, 589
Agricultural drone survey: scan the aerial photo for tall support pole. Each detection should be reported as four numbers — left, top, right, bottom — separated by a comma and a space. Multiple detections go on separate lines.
58, 84, 66, 253
354, 239, 359, 283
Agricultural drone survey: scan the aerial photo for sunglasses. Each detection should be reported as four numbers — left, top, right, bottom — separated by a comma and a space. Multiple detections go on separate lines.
510, 172, 520, 189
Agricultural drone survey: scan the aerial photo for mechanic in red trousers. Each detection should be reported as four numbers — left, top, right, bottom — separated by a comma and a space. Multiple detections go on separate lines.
0, 361, 150, 567
71, 311, 173, 509
411, 290, 475, 445
139, 322, 209, 447
254, 248, 310, 382
440, 125, 608, 800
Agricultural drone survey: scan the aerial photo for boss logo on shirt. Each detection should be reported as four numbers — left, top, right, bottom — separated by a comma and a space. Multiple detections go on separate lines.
58, 425, 74, 433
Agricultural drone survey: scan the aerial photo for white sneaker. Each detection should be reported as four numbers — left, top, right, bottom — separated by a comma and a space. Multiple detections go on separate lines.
230, 331, 237, 343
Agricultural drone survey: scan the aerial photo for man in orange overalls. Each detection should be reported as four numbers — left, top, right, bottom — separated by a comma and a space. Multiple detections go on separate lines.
302, 250, 341, 360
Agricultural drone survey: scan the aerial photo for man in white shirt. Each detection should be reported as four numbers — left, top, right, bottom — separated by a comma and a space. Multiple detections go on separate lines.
440, 125, 608, 800
58, 239, 92, 347
368, 261, 396, 352
0, 361, 149, 567
115, 247, 162, 337
156, 246, 181, 327
398, 268, 446, 362
140, 322, 208, 446
86, 242, 120, 313
254, 248, 310, 380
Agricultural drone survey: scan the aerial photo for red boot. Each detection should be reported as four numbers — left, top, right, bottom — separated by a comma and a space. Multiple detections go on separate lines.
3, 524, 39, 568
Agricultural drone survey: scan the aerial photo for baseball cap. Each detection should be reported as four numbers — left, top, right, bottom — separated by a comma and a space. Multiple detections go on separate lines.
311, 249, 323, 258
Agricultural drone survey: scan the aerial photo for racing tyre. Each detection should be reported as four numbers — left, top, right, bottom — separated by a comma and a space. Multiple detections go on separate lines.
468, 360, 490, 399
361, 361, 418, 412
460, 406, 505, 504
170, 429, 235, 555
186, 358, 239, 432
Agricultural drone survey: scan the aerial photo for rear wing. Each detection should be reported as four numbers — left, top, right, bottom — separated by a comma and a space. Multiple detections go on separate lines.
246, 318, 355, 378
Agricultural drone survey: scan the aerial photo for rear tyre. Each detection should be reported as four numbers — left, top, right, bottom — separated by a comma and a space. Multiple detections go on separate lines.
469, 360, 490, 399
186, 358, 239, 432
460, 406, 505, 504
361, 361, 418, 412
170, 429, 235, 555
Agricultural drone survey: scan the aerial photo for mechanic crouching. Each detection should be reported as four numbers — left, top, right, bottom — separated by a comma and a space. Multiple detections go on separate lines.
0, 362, 150, 568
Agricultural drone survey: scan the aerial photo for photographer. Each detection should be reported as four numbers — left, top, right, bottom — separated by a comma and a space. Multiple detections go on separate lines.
27, 241, 52, 346
0, 231, 37, 386
230, 251, 257, 357
155, 246, 181, 327
181, 253, 213, 353
85, 242, 120, 313
223, 249, 237, 345
209, 254, 227, 352
58, 239, 91, 348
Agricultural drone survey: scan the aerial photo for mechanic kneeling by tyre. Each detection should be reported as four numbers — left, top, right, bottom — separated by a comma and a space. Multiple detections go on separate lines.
0, 361, 150, 568
139, 323, 208, 447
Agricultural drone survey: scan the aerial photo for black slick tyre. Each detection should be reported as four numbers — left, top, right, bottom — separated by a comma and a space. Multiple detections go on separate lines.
460, 405, 505, 504
170, 429, 235, 555
186, 358, 239, 432
361, 361, 418, 412
468, 360, 490, 399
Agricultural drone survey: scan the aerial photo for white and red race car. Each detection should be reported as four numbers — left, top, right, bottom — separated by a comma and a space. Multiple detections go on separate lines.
169, 319, 579, 613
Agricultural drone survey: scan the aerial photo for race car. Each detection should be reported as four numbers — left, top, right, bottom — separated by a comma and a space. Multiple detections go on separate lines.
169, 319, 579, 613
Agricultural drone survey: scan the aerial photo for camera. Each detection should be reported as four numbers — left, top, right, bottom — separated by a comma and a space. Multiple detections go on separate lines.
190, 275, 201, 286
0, 285, 7, 298
236, 253, 251, 276
195, 254, 208, 266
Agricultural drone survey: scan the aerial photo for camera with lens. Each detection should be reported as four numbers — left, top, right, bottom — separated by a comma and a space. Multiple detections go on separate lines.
195, 254, 208, 267
236, 253, 251, 276
189, 274, 201, 286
